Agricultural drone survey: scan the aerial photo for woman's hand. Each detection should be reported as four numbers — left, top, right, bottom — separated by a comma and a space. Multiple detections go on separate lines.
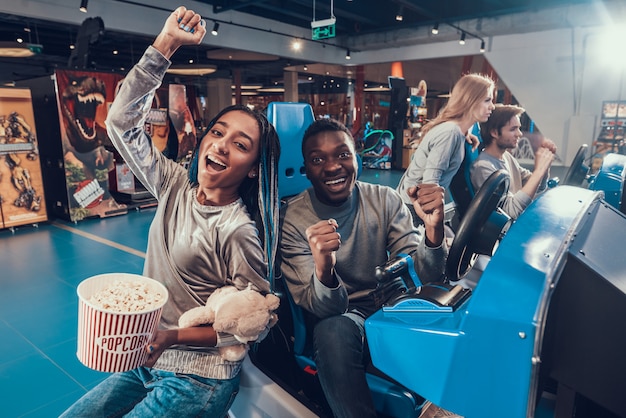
153, 6, 207, 59
143, 325, 220, 367
144, 329, 176, 367
466, 132, 480, 151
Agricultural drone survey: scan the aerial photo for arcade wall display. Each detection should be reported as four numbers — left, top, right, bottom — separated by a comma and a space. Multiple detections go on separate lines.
0, 88, 48, 229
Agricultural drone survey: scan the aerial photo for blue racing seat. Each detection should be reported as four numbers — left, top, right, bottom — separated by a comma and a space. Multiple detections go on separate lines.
449, 123, 482, 221
588, 152, 626, 213
266, 102, 314, 200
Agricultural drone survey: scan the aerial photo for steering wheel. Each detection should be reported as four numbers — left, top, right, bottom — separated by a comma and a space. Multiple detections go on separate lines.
446, 169, 511, 281
561, 144, 589, 186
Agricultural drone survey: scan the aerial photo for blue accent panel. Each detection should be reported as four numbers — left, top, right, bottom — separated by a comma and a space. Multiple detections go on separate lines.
266, 102, 315, 199
366, 186, 603, 418
366, 373, 423, 417
588, 152, 626, 210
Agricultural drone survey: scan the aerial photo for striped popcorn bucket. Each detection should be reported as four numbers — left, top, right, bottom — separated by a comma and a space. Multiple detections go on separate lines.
76, 273, 168, 373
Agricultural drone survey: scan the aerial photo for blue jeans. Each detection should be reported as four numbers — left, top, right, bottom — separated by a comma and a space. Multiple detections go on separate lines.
60, 367, 240, 418
313, 313, 377, 418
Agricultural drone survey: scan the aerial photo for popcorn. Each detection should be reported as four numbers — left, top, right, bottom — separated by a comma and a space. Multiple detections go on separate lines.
89, 279, 165, 313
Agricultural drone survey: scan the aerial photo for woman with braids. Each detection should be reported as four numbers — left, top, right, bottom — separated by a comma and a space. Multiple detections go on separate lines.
60, 6, 281, 418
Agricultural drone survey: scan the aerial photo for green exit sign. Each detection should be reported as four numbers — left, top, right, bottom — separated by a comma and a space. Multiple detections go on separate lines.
28, 44, 43, 54
312, 24, 335, 40
311, 17, 336, 40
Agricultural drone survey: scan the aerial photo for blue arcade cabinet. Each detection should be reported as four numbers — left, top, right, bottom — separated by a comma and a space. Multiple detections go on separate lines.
366, 184, 626, 418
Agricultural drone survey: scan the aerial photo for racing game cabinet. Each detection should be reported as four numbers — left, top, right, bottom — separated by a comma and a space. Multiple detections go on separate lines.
365, 185, 626, 418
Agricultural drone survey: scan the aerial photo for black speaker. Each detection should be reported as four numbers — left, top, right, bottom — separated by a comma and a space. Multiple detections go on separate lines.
387, 77, 408, 169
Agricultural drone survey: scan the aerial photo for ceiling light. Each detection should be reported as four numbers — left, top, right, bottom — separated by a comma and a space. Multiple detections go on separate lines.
79, 0, 88, 13
231, 84, 263, 90
459, 32, 466, 45
345, 49, 351, 60
480, 40, 486, 53
0, 42, 42, 58
363, 86, 391, 92
395, 6, 403, 21
211, 22, 219, 36
431, 23, 439, 35
257, 87, 285, 93
166, 64, 217, 76
303, 64, 308, 71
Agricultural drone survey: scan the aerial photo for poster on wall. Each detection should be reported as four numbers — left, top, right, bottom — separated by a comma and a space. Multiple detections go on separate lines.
168, 84, 197, 168
0, 88, 48, 229
54, 70, 127, 222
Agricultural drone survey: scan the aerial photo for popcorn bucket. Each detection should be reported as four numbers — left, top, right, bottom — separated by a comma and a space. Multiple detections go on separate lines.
76, 273, 168, 373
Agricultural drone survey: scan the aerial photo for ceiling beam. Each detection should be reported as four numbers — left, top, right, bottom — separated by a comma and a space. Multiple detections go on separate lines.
211, 0, 265, 14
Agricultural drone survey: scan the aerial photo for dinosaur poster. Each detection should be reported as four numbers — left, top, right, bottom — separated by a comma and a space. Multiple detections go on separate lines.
0, 88, 48, 229
168, 84, 197, 167
53, 70, 126, 221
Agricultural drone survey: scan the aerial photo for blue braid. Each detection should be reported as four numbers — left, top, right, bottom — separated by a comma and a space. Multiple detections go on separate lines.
259, 147, 278, 292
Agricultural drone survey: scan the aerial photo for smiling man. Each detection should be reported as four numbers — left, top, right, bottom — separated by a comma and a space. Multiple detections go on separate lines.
279, 118, 450, 418
470, 104, 556, 220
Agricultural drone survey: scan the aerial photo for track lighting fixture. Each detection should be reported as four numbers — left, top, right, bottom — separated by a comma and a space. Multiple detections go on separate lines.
459, 32, 466, 45
480, 40, 486, 53
431, 23, 439, 35
211, 22, 219, 36
345, 49, 351, 60
79, 0, 88, 13
395, 7, 403, 22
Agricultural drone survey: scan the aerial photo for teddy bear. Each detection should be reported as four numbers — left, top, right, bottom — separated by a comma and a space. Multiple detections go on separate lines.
178, 284, 280, 362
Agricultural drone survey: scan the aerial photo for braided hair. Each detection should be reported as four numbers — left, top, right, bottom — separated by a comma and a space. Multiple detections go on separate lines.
188, 105, 281, 291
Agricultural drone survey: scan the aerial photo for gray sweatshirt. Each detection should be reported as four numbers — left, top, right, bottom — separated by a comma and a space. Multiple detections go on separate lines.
397, 121, 466, 204
470, 151, 547, 219
280, 182, 447, 319
106, 46, 270, 379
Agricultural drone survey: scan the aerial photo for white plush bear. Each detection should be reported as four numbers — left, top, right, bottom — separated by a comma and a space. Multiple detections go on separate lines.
178, 285, 280, 362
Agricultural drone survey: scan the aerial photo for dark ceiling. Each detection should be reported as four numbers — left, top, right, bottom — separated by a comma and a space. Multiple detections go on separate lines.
0, 0, 600, 91
206, 0, 592, 37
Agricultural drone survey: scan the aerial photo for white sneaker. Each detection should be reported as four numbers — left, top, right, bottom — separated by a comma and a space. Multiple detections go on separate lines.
419, 401, 464, 418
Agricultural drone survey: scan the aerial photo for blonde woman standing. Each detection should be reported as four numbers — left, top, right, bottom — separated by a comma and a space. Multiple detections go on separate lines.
397, 73, 496, 211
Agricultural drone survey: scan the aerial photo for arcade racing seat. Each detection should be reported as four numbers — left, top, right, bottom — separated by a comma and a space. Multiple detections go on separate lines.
561, 144, 626, 214
266, 102, 314, 200
587, 151, 626, 213
448, 123, 482, 225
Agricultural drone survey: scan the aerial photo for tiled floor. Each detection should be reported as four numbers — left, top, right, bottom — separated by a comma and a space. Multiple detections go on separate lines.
0, 167, 558, 417
0, 168, 401, 418
0, 207, 154, 417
